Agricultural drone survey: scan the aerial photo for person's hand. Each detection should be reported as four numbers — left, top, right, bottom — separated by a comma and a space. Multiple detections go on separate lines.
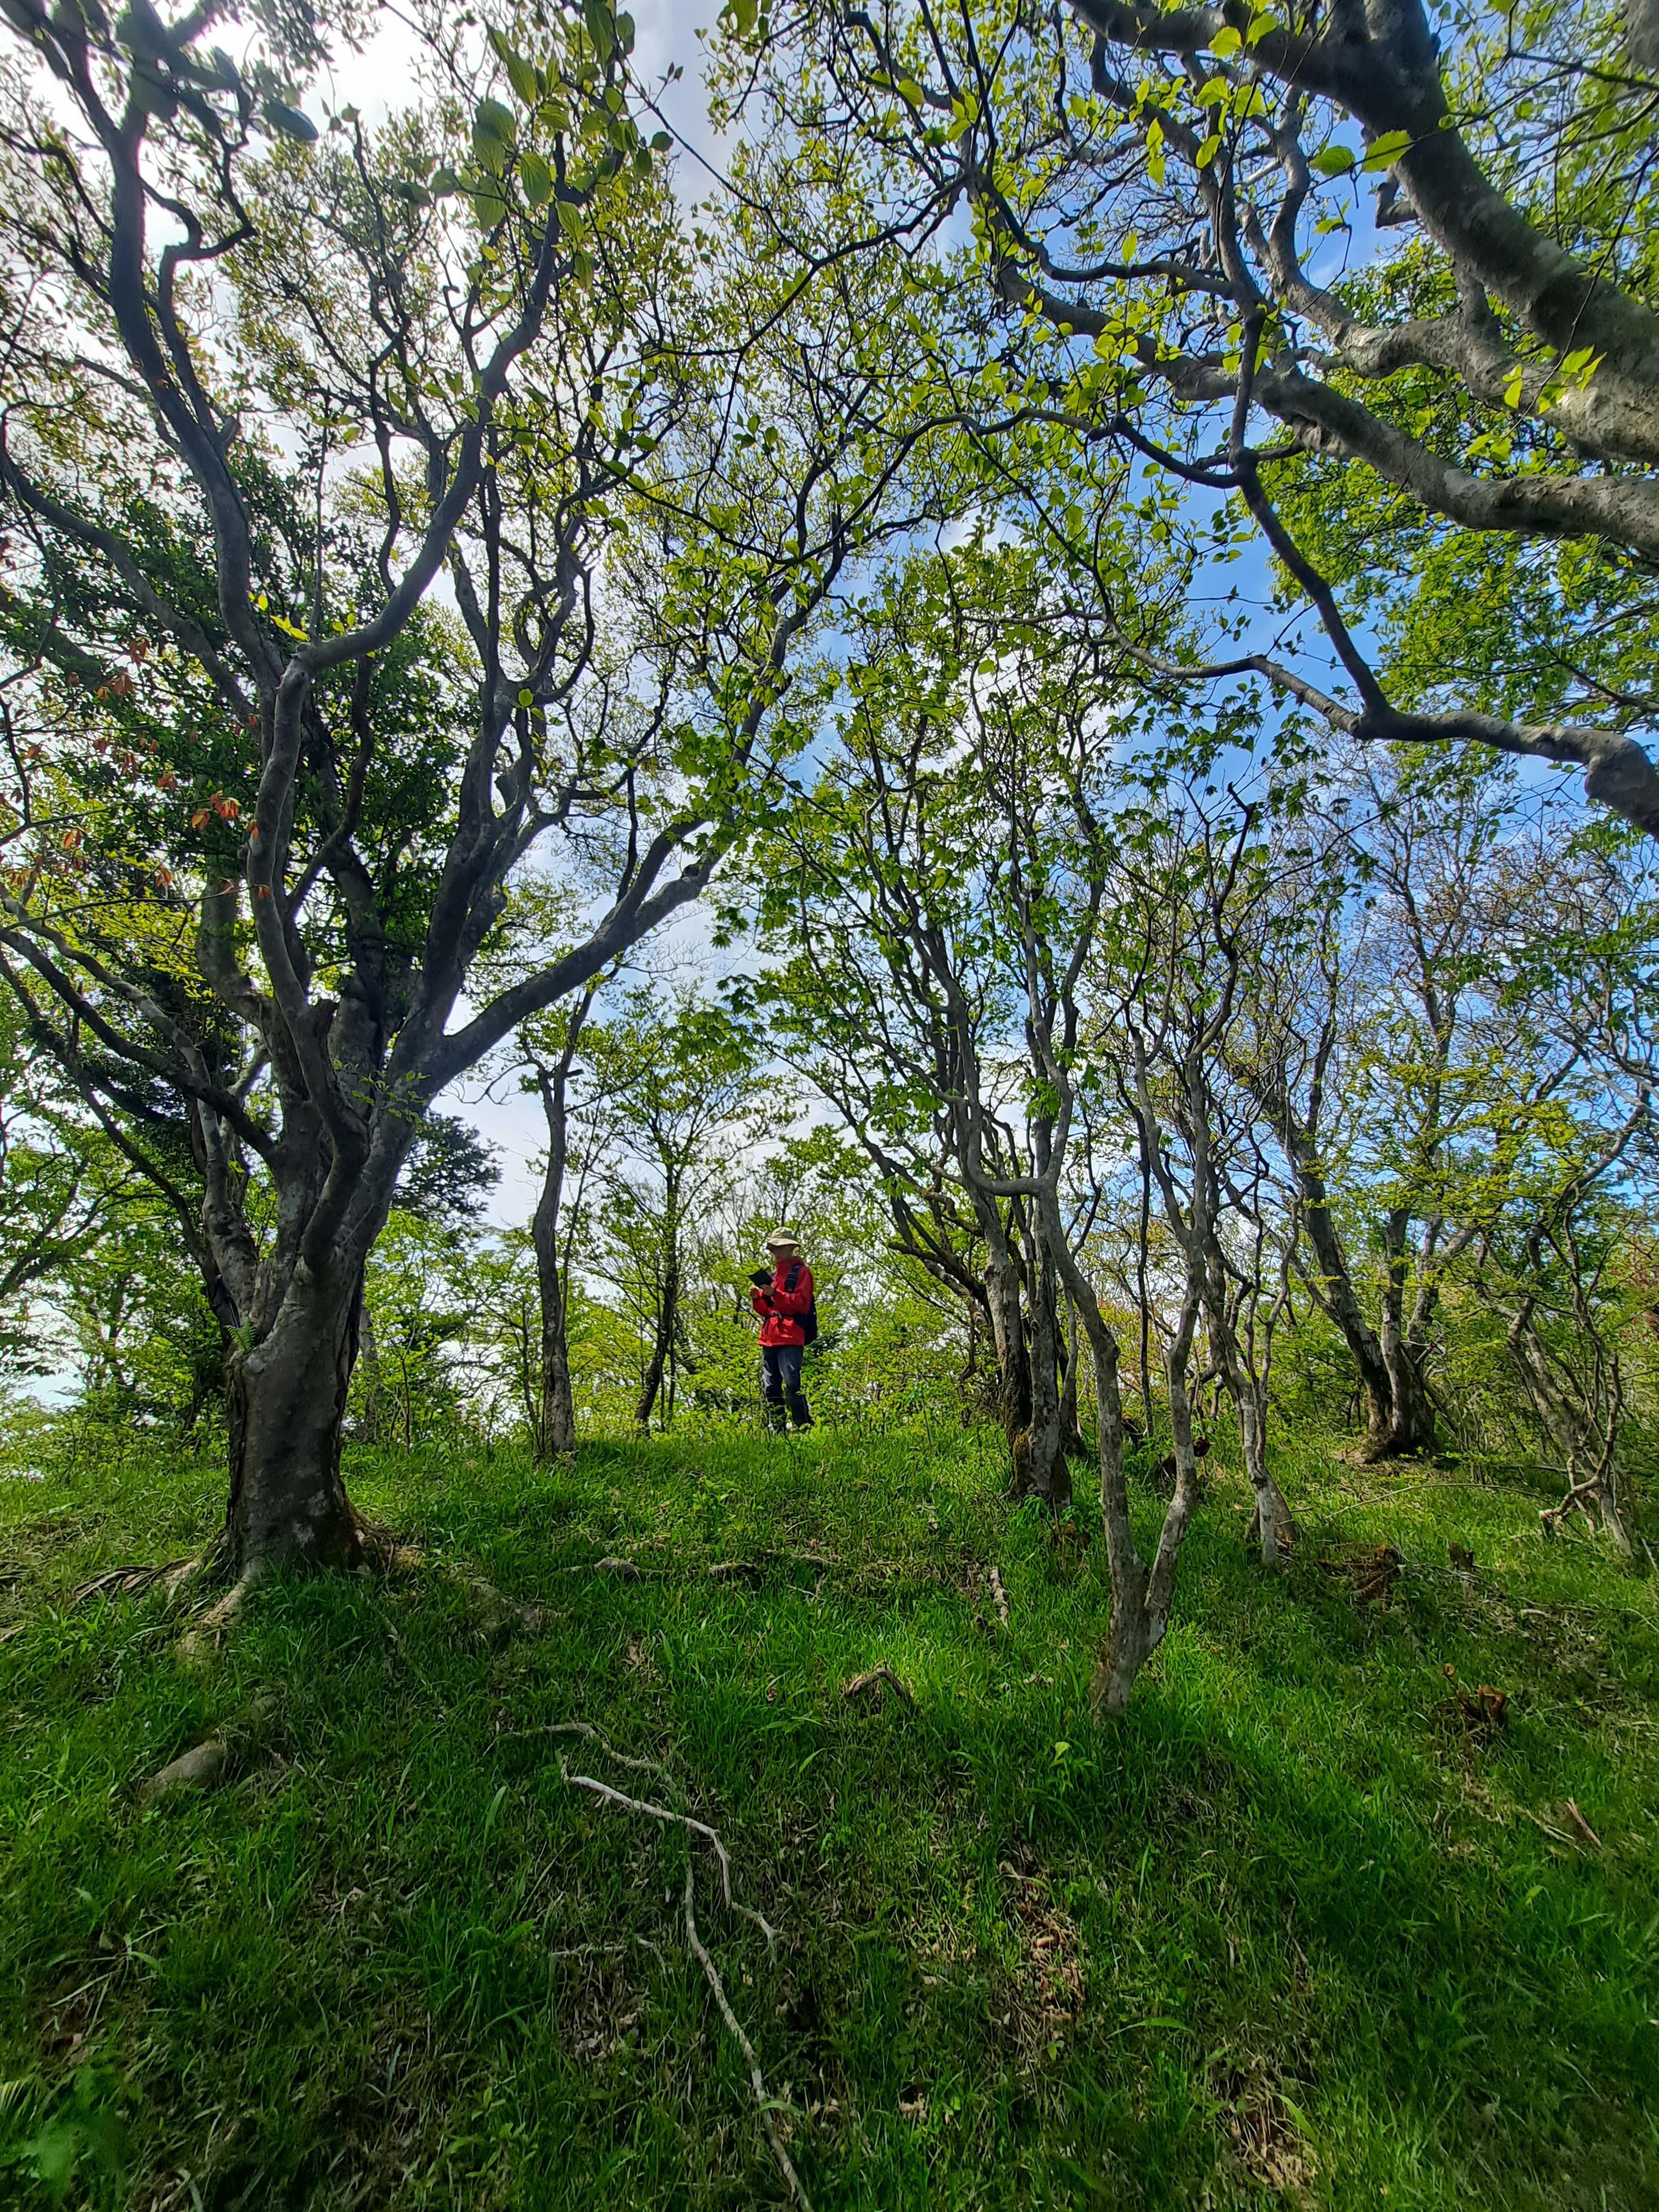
748, 1269, 773, 1287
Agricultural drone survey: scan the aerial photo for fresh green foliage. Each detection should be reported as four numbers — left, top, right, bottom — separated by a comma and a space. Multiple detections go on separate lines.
1, 1428, 1655, 2208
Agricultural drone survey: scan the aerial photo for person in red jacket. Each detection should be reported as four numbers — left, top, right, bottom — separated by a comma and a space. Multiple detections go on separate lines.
750, 1227, 815, 1431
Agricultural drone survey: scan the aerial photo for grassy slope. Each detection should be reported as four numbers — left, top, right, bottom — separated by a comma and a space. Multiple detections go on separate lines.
1, 1423, 1656, 2210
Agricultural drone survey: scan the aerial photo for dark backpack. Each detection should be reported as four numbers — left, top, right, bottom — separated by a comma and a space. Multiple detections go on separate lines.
785, 1262, 819, 1348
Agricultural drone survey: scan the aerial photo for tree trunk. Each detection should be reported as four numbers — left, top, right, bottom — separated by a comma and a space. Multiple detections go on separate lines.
539, 1276, 577, 1459
1058, 1293, 1088, 1459
1239, 1391, 1295, 1568
1366, 1208, 1438, 1458
531, 1141, 578, 1462
635, 1256, 678, 1430
223, 1268, 362, 1577
1508, 1311, 1632, 1556
527, 1001, 597, 1463
983, 1238, 1033, 1486
1018, 1213, 1071, 1510
1281, 1111, 1430, 1458
1045, 1228, 1200, 1723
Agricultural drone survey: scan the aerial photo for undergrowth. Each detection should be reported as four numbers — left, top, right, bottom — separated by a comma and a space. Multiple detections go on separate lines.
1, 1423, 1655, 2209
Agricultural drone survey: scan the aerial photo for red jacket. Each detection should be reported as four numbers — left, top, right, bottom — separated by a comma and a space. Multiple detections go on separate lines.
752, 1259, 813, 1348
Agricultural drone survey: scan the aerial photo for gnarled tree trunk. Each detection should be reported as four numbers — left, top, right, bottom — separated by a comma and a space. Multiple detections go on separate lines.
983, 1237, 1032, 1483
223, 1265, 363, 1576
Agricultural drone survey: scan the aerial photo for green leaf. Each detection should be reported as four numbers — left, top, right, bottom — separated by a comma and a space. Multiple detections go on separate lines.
1502, 364, 1525, 409
1361, 127, 1411, 171
650, 128, 672, 150
1196, 132, 1222, 168
473, 97, 514, 171
260, 97, 317, 144
584, 0, 615, 59
517, 687, 534, 708
1208, 24, 1241, 53
1311, 143, 1356, 175
519, 149, 554, 206
429, 166, 462, 196
487, 27, 539, 103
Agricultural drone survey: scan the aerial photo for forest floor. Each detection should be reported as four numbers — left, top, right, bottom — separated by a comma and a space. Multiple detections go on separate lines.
0, 1419, 1656, 2211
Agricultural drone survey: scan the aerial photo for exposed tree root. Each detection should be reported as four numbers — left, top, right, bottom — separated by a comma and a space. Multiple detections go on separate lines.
682, 1860, 811, 2211
840, 1662, 914, 1706
139, 1734, 227, 1805
502, 1719, 668, 1780
175, 1574, 256, 1669
440, 1566, 547, 1639
70, 1558, 196, 1608
556, 1734, 808, 2206
988, 1566, 1011, 1629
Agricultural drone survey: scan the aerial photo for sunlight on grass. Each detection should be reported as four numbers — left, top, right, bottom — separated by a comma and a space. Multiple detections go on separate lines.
1, 1429, 1655, 2208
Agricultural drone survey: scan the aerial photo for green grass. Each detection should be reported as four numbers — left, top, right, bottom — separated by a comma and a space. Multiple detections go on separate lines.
1, 1420, 1656, 2209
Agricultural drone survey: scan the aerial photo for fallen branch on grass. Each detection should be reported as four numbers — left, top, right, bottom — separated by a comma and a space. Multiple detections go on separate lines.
1563, 1797, 1602, 1848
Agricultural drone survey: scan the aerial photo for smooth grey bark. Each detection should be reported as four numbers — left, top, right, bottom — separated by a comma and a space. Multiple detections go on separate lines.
1048, 1226, 1198, 1722
529, 996, 593, 1463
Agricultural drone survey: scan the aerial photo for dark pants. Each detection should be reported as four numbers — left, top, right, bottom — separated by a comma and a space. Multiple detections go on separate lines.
762, 1343, 812, 1430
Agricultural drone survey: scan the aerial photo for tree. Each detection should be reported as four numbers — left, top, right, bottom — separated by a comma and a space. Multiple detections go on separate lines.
1084, 796, 1299, 1564
583, 986, 760, 1432
0, 0, 952, 1574
752, 547, 1120, 1506
754, 538, 1246, 1704
758, 0, 1659, 834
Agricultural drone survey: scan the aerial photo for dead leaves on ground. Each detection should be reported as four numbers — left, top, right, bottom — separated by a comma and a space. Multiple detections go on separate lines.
1211, 2058, 1318, 2198
992, 1845, 1086, 2074
1316, 1541, 1402, 1609
1432, 1663, 1511, 1750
